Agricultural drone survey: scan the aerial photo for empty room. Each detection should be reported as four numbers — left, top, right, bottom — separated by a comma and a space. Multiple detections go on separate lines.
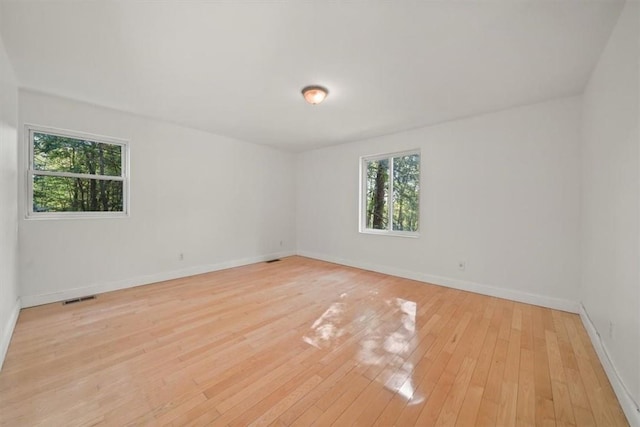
0, 1, 638, 426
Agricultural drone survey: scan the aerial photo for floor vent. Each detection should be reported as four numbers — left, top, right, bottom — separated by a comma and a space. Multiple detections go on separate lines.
265, 259, 281, 264
63, 295, 96, 305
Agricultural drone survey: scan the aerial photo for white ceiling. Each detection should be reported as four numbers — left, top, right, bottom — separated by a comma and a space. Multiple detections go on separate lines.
0, 1, 624, 151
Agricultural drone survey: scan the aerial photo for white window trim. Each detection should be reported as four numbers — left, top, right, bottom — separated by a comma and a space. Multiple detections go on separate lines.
25, 124, 130, 219
359, 149, 420, 238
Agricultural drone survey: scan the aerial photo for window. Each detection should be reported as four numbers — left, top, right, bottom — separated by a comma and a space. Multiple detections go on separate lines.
360, 150, 420, 236
26, 125, 129, 218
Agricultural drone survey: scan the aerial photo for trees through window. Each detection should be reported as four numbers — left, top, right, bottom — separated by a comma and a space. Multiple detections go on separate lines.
362, 151, 420, 235
27, 126, 129, 217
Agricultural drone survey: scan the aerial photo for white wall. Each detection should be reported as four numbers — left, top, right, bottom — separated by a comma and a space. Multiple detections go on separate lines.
581, 0, 640, 420
297, 97, 582, 311
18, 90, 296, 306
0, 35, 20, 367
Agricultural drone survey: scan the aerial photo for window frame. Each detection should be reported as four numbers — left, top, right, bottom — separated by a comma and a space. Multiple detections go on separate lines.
25, 124, 130, 219
359, 149, 420, 238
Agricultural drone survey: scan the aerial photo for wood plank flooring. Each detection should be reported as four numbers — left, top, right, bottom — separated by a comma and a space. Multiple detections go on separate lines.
0, 256, 628, 426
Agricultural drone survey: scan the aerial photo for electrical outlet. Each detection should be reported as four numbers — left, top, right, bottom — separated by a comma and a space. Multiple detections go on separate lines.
179, 252, 184, 261
458, 261, 466, 271
279, 240, 283, 247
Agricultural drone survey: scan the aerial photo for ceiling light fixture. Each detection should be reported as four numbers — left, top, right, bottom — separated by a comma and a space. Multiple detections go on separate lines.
301, 85, 329, 105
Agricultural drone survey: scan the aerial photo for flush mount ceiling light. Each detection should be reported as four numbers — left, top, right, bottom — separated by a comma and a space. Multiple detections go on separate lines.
301, 85, 329, 105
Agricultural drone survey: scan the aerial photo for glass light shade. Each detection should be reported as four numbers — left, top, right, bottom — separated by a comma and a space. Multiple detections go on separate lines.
302, 86, 328, 104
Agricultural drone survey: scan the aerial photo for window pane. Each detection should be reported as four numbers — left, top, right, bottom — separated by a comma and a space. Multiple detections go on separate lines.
392, 154, 420, 232
33, 175, 124, 212
33, 132, 122, 177
365, 158, 389, 230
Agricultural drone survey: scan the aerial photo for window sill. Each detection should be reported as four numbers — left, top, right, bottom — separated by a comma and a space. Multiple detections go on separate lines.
359, 229, 420, 238
26, 212, 129, 220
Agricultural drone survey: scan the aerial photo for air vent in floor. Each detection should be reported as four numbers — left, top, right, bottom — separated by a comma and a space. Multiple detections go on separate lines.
265, 259, 281, 264
63, 295, 96, 305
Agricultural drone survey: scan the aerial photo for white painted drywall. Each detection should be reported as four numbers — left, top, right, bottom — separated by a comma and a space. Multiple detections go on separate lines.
297, 97, 582, 310
0, 35, 20, 368
581, 0, 640, 416
18, 90, 296, 306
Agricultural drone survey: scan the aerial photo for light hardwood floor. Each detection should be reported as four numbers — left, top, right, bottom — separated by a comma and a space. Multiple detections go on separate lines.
0, 256, 628, 426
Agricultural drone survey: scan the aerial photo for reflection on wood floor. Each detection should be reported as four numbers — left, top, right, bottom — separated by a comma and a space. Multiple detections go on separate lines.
0, 256, 629, 426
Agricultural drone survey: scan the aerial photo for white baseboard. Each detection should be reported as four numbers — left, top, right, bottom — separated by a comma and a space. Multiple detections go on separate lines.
297, 250, 580, 313
0, 297, 21, 371
20, 251, 295, 308
579, 304, 640, 427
